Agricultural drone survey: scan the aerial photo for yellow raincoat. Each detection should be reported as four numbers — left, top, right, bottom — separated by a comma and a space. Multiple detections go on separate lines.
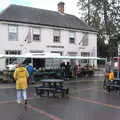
108, 72, 115, 81
13, 67, 29, 89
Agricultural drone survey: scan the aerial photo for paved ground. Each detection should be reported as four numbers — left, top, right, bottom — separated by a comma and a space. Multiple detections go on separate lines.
1, 75, 120, 120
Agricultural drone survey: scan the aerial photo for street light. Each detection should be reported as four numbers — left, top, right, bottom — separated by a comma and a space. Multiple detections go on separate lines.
91, 47, 96, 68
104, 34, 113, 62
117, 43, 120, 79
104, 34, 109, 45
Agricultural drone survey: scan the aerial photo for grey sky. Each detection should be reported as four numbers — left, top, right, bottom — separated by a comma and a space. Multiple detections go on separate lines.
0, 0, 80, 18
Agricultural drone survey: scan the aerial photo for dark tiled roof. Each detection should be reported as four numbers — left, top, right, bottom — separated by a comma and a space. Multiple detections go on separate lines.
0, 5, 97, 32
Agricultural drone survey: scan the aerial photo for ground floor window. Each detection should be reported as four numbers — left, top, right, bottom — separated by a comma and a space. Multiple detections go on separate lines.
5, 50, 21, 65
81, 52, 90, 63
33, 58, 45, 69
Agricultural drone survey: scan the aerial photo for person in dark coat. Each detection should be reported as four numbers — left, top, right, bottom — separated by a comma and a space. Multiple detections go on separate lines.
60, 62, 66, 79
65, 62, 71, 80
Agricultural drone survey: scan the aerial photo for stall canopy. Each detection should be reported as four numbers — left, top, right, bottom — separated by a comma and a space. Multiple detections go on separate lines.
0, 54, 5, 58
0, 52, 106, 60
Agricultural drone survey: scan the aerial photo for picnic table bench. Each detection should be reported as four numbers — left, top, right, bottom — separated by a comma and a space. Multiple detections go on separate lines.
104, 78, 120, 93
35, 79, 69, 97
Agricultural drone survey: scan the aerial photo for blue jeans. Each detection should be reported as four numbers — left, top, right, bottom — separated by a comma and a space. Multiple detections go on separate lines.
17, 89, 27, 102
29, 75, 35, 84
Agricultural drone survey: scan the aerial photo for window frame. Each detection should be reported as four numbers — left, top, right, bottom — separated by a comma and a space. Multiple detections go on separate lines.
8, 24, 18, 41
69, 31, 75, 44
5, 50, 21, 65
81, 52, 90, 63
53, 30, 60, 43
82, 33, 88, 46
32, 27, 41, 41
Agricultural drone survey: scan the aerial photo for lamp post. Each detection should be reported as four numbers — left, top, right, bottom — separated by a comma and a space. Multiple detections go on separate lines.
104, 34, 109, 45
91, 47, 95, 68
118, 44, 120, 56
117, 43, 120, 79
104, 34, 111, 62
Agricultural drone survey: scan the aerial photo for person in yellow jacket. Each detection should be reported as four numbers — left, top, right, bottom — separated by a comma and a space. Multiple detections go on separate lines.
108, 70, 115, 81
13, 63, 29, 104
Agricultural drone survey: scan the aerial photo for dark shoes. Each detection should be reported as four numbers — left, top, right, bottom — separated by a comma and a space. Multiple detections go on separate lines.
25, 100, 27, 104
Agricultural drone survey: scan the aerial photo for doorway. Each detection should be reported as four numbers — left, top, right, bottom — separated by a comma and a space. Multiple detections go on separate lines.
33, 58, 45, 69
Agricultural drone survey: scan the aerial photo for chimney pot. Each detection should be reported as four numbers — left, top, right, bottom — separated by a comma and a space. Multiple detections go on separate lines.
58, 2, 65, 14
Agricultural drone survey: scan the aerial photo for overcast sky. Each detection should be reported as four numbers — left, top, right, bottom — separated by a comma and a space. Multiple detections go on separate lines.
0, 0, 81, 18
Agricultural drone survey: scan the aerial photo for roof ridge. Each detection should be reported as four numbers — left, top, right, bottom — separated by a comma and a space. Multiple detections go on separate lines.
0, 4, 97, 32
10, 4, 68, 16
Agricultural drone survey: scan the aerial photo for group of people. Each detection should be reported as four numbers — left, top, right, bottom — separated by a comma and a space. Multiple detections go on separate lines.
60, 62, 81, 80
13, 61, 94, 104
60, 62, 95, 79
13, 63, 35, 104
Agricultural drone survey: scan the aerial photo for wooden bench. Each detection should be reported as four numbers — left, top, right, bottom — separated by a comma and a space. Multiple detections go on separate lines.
105, 83, 120, 93
53, 87, 69, 97
55, 87, 69, 94
35, 86, 69, 97
35, 86, 56, 96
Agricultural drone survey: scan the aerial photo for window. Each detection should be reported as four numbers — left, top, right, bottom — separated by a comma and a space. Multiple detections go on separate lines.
8, 25, 18, 41
32, 28, 40, 41
67, 52, 77, 56
81, 52, 90, 57
5, 50, 21, 65
82, 33, 88, 46
81, 52, 90, 63
51, 51, 62, 55
69, 32, 75, 44
53, 30, 60, 42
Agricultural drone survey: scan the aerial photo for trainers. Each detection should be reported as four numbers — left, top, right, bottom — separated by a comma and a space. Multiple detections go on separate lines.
17, 100, 21, 104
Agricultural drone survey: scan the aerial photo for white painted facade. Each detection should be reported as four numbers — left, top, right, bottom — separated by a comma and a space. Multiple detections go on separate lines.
0, 21, 97, 69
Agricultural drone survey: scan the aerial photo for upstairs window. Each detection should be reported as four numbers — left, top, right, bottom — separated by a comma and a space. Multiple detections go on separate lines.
8, 25, 18, 41
69, 32, 75, 44
32, 28, 40, 41
53, 30, 60, 42
82, 33, 88, 46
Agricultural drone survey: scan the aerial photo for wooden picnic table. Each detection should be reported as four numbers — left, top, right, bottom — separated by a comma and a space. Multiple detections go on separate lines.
41, 79, 64, 88
35, 79, 69, 97
105, 78, 120, 93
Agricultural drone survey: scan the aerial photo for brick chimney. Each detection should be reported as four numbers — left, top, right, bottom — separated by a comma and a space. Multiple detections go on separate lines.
58, 2, 65, 14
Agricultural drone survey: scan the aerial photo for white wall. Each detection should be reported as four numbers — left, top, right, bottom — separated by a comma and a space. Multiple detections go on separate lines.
0, 22, 97, 69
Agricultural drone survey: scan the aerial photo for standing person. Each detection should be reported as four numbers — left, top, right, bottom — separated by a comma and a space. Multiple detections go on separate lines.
108, 70, 115, 82
106, 70, 115, 93
60, 62, 66, 79
26, 63, 35, 84
13, 63, 29, 104
65, 62, 71, 80
73, 63, 78, 78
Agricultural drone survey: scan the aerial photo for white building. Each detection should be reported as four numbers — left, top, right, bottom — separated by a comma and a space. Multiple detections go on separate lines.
0, 2, 97, 69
